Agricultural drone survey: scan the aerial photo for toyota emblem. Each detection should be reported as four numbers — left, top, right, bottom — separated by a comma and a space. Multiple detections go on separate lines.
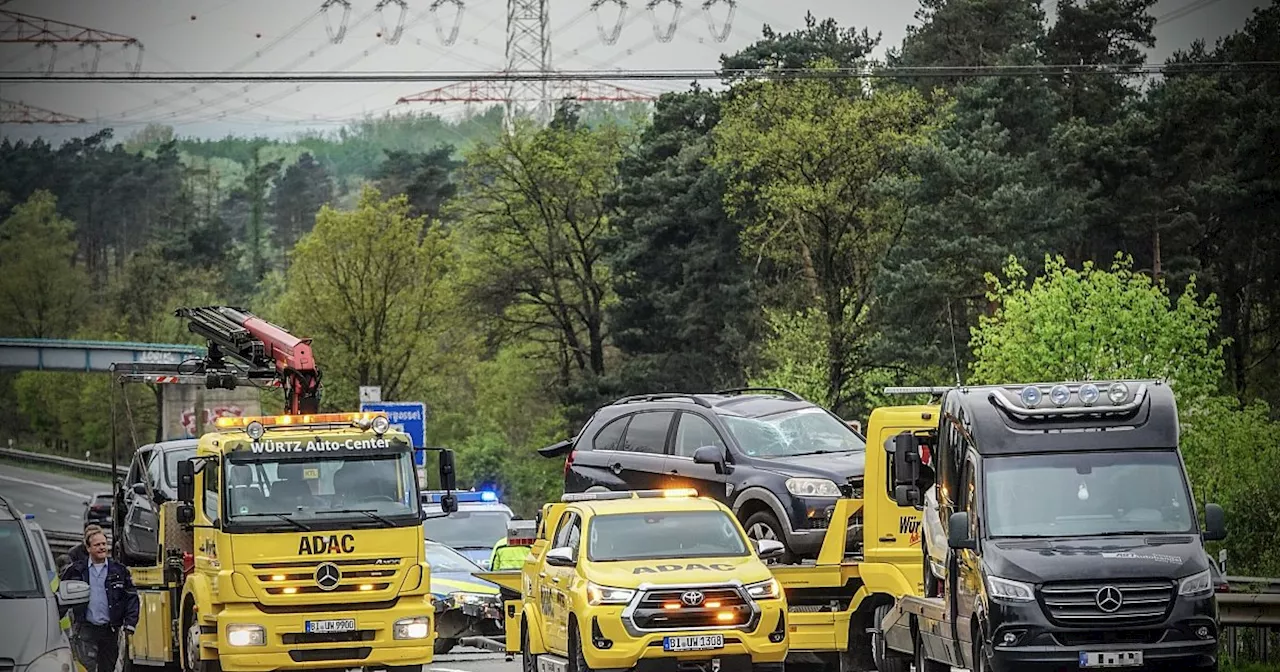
315, 562, 342, 591
1095, 585, 1123, 613
680, 590, 705, 607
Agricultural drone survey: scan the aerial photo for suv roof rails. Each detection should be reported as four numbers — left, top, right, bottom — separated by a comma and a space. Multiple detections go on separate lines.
611, 393, 713, 408
713, 387, 804, 401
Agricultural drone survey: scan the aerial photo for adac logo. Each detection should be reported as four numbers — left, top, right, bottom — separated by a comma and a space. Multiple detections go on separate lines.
298, 533, 356, 555
900, 516, 922, 546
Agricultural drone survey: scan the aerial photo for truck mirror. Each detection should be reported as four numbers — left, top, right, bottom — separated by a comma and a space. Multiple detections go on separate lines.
755, 538, 785, 560
438, 449, 458, 491
545, 547, 575, 567
176, 504, 195, 525
439, 493, 458, 515
692, 445, 725, 474
892, 433, 921, 486
894, 484, 921, 508
1203, 503, 1227, 542
947, 511, 975, 550
176, 460, 196, 503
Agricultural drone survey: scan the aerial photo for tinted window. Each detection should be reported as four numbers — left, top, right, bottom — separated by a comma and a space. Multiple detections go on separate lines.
618, 412, 672, 454
592, 416, 628, 452
0, 521, 41, 598
673, 413, 727, 458
587, 510, 750, 562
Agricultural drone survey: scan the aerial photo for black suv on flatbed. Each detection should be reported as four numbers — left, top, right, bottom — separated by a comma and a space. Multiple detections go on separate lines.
539, 388, 866, 563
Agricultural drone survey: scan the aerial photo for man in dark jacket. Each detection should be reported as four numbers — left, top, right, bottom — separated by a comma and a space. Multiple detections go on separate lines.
60, 528, 140, 672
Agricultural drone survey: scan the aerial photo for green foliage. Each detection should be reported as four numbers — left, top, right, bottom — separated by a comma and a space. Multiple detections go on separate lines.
277, 185, 455, 408
0, 191, 92, 339
747, 307, 830, 404
970, 254, 1225, 403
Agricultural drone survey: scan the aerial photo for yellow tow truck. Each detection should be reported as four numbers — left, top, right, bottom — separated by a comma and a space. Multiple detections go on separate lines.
480, 400, 939, 672
116, 411, 461, 672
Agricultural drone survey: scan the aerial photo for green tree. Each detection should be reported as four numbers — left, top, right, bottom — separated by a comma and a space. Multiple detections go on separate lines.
0, 190, 92, 338
710, 61, 943, 414
970, 254, 1225, 401
277, 185, 454, 407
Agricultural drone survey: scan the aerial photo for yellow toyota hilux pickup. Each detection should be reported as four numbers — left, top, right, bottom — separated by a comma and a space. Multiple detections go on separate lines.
478, 489, 789, 672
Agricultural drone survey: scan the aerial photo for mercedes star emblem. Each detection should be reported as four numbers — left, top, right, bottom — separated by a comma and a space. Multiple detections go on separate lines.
1095, 585, 1124, 613
681, 590, 705, 607
315, 562, 342, 591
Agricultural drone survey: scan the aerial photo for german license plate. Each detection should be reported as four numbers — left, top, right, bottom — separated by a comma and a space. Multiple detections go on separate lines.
663, 635, 724, 652
305, 618, 356, 634
1079, 651, 1143, 667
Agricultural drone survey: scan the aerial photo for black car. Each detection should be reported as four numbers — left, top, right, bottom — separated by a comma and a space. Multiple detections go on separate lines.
116, 438, 197, 564
82, 492, 113, 528
539, 388, 866, 563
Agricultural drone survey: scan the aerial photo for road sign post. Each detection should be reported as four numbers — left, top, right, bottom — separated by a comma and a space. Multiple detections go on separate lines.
359, 400, 428, 468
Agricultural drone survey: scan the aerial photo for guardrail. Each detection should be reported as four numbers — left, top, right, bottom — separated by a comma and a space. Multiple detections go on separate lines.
46, 530, 83, 556
0, 447, 124, 478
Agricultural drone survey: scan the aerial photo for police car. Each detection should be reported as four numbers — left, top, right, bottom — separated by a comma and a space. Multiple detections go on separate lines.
421, 489, 515, 569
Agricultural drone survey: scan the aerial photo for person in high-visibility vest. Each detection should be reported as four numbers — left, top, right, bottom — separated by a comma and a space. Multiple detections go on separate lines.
488, 536, 531, 570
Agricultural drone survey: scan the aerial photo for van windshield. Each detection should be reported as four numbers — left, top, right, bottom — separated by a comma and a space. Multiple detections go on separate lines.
984, 450, 1195, 538
423, 510, 512, 550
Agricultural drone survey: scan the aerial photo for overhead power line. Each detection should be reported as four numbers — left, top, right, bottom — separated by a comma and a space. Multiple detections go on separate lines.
4, 61, 1279, 84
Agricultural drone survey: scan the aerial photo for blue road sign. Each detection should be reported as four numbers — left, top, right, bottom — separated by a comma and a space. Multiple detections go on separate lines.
360, 401, 428, 465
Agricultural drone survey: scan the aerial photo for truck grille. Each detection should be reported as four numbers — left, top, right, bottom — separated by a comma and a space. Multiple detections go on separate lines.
248, 557, 405, 598
1039, 580, 1174, 626
626, 586, 756, 631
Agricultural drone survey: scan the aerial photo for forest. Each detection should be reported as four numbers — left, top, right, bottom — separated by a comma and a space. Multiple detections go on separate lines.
1, 1, 1278, 576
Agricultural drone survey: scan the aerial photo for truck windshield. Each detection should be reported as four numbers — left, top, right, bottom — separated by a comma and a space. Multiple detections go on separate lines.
423, 510, 512, 550
221, 449, 418, 531
984, 450, 1196, 538
0, 521, 42, 599
720, 407, 865, 458
587, 510, 750, 562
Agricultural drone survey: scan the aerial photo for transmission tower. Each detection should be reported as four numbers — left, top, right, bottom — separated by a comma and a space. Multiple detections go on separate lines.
0, 98, 85, 123
0, 8, 144, 73
397, 80, 656, 104
504, 0, 550, 127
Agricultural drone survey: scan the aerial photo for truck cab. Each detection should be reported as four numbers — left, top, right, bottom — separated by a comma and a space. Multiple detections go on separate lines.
480, 489, 790, 672
882, 380, 1227, 672
120, 411, 460, 672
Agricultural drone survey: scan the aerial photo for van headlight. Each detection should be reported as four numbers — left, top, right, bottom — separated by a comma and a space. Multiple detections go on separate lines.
394, 616, 431, 640
27, 648, 73, 672
586, 582, 635, 605
226, 624, 265, 647
987, 576, 1035, 602
1179, 569, 1213, 598
746, 578, 781, 600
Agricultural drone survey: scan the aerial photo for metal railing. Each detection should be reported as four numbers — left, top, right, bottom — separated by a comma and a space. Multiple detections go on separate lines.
0, 447, 125, 478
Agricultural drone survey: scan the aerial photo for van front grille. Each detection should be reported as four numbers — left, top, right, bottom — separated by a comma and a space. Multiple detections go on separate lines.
1039, 580, 1174, 626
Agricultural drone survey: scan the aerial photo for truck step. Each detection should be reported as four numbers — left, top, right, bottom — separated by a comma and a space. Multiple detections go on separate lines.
536, 653, 570, 672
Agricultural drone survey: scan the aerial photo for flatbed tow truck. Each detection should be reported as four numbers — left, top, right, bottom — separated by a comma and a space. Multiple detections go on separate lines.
476, 401, 942, 672
102, 306, 463, 672
877, 380, 1228, 672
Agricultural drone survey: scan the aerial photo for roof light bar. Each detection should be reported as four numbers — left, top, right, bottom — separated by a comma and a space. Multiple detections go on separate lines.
214, 411, 390, 433
883, 386, 953, 396
560, 488, 699, 503
991, 382, 1150, 418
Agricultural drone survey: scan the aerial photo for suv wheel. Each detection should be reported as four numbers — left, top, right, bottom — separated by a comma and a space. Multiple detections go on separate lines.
743, 510, 796, 564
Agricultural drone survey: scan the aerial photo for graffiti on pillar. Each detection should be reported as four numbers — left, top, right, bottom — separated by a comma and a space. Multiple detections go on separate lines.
182, 405, 245, 437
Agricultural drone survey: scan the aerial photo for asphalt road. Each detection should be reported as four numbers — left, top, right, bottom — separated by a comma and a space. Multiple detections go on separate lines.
0, 463, 110, 533
430, 646, 520, 672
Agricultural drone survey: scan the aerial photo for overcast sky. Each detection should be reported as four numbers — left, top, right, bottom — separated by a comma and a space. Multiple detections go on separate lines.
0, 0, 1266, 142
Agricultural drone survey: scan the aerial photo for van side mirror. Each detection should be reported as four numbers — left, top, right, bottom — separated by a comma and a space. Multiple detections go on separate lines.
57, 579, 92, 608
947, 511, 975, 550
692, 445, 726, 474
176, 460, 196, 503
1203, 503, 1227, 542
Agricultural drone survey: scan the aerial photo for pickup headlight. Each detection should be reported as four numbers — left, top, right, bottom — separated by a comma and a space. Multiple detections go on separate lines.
226, 624, 265, 647
1179, 569, 1213, 598
987, 576, 1035, 602
27, 648, 73, 672
586, 581, 635, 606
394, 616, 431, 640
785, 478, 841, 497
746, 578, 782, 600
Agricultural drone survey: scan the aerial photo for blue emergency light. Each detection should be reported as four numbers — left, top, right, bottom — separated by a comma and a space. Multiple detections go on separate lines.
422, 490, 498, 504
24, 513, 34, 520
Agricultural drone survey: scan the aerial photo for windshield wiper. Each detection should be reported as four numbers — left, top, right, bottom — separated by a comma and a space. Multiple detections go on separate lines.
235, 512, 312, 532
319, 508, 396, 526
785, 449, 851, 457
